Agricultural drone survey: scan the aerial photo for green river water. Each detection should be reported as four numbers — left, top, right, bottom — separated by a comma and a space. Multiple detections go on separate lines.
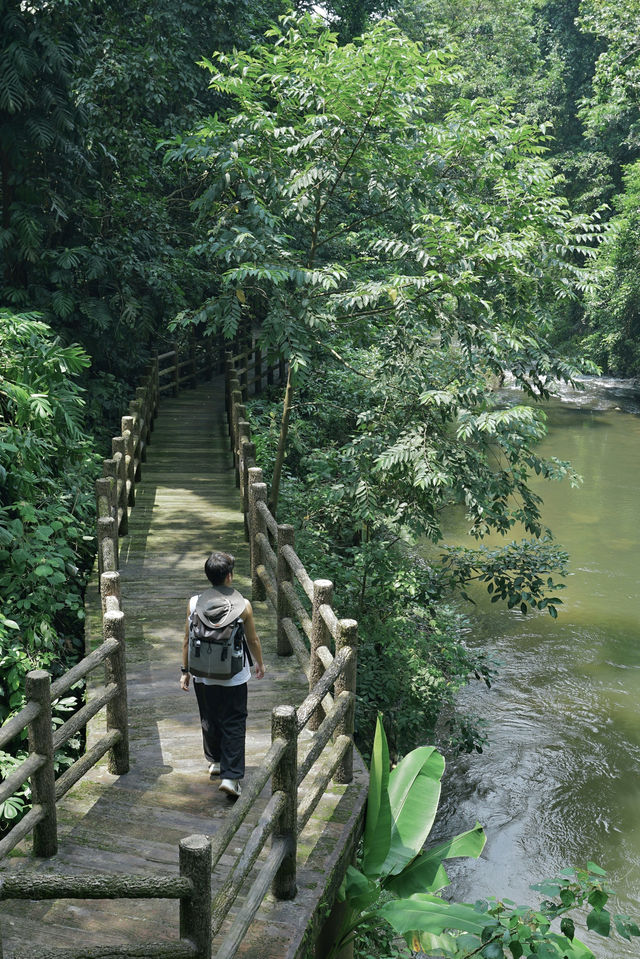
430, 378, 640, 958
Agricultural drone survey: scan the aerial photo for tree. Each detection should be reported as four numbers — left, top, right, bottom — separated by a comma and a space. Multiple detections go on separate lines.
170, 13, 599, 555
0, 0, 86, 298
581, 159, 640, 374
578, 0, 640, 166
1, 0, 289, 383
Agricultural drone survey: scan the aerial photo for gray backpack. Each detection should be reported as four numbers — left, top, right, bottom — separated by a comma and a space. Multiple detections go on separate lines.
188, 589, 249, 680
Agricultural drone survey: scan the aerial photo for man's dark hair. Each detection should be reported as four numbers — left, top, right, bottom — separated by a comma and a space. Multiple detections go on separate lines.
204, 551, 235, 586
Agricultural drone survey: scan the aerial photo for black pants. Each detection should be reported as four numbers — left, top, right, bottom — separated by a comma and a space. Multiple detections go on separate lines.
193, 681, 248, 780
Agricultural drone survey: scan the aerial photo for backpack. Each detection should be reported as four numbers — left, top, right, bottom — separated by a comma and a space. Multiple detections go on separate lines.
187, 588, 250, 680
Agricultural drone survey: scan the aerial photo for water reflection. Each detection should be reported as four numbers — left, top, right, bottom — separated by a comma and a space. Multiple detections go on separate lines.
430, 378, 640, 958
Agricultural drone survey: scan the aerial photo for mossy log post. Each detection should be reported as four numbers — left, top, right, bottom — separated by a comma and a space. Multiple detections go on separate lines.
249, 472, 267, 602
228, 378, 241, 446
276, 525, 295, 657
334, 619, 358, 784
111, 436, 128, 535
103, 609, 129, 775
271, 705, 297, 901
224, 351, 233, 417
121, 416, 136, 506
241, 439, 256, 540
26, 671, 57, 858
179, 835, 212, 959
309, 579, 333, 731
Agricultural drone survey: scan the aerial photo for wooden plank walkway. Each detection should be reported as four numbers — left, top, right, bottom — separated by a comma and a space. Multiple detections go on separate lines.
0, 378, 367, 959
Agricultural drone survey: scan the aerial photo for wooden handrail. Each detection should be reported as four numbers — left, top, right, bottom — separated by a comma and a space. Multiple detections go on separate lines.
0, 834, 212, 959
224, 344, 364, 952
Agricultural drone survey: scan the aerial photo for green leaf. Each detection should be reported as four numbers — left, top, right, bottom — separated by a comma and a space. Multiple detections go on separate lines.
386, 822, 486, 896
361, 715, 392, 878
378, 893, 488, 937
338, 865, 379, 913
586, 908, 611, 937
587, 889, 608, 910
381, 745, 445, 876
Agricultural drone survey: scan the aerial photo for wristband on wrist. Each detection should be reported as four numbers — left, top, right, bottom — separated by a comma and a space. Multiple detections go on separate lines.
181, 666, 188, 674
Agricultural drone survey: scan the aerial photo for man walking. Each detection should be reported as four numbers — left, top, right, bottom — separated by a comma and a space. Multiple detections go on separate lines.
180, 551, 265, 799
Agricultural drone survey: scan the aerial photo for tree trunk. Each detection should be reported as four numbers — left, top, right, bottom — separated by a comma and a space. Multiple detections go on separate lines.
268, 364, 294, 518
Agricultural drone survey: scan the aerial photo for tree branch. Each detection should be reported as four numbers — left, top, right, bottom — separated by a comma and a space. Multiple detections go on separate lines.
315, 67, 393, 220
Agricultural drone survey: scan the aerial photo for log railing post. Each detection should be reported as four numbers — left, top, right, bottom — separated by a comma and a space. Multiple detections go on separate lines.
277, 525, 295, 657
174, 341, 180, 394
334, 619, 358, 784
179, 834, 212, 959
231, 393, 243, 477
224, 351, 233, 417
96, 477, 118, 574
136, 387, 149, 458
229, 384, 241, 452
26, 670, 57, 857
249, 473, 267, 602
127, 405, 143, 479
103, 610, 129, 775
121, 416, 136, 506
100, 570, 121, 615
309, 579, 333, 731
241, 440, 256, 539
271, 706, 297, 900
97, 516, 118, 576
237, 420, 251, 495
152, 353, 160, 423
111, 437, 128, 535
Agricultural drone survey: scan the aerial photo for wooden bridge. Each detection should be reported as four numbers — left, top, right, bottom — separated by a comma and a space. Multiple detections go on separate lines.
0, 352, 368, 959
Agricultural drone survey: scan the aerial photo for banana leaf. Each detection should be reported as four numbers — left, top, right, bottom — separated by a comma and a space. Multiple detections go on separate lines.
386, 822, 486, 897
381, 745, 445, 876
361, 714, 392, 877
378, 893, 489, 936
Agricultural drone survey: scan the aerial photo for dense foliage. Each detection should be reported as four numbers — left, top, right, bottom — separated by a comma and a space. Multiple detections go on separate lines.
0, 311, 98, 826
0, 0, 287, 382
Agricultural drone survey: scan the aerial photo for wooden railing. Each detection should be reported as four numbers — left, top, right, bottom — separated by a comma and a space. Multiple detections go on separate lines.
156, 340, 217, 397
0, 834, 212, 959
220, 345, 363, 953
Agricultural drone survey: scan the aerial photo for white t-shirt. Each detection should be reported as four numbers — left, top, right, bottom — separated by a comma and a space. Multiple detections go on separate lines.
189, 593, 251, 686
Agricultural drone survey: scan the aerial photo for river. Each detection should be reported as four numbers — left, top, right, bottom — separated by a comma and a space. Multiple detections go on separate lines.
431, 377, 640, 957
